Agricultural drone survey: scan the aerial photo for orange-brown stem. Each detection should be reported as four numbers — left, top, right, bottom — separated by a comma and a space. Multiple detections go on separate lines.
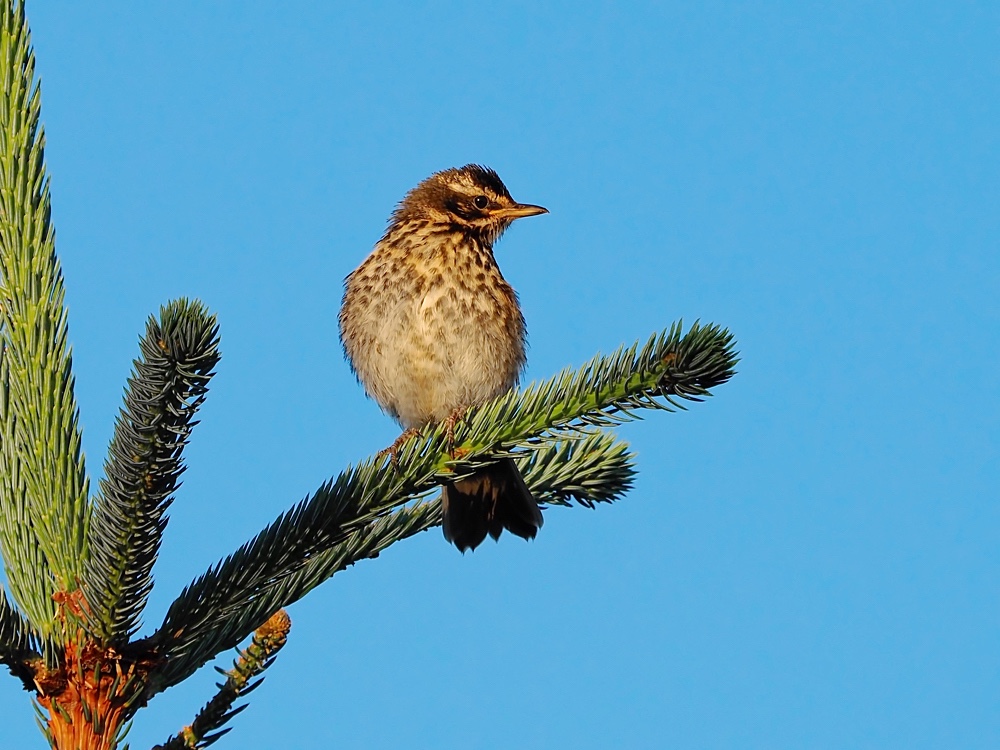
35, 637, 151, 750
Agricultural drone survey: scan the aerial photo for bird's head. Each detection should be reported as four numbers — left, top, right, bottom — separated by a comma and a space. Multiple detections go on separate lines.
390, 164, 547, 246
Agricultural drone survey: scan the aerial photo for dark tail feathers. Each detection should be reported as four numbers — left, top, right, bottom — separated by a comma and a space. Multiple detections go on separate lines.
441, 458, 543, 553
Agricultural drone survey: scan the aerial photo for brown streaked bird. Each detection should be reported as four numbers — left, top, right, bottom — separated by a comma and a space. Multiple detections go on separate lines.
339, 164, 546, 552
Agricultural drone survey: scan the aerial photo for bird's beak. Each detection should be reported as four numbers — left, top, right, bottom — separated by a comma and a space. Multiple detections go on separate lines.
494, 203, 548, 220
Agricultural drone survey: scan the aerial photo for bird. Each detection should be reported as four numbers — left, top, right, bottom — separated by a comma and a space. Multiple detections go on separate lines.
339, 164, 546, 552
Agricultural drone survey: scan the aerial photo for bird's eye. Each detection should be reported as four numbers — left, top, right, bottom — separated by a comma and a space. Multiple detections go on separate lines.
473, 195, 489, 210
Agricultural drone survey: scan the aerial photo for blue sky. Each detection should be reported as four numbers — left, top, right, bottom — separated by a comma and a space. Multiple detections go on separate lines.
1, 2, 997, 748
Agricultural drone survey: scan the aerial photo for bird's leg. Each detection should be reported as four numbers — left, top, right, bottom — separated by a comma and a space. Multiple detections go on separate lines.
442, 406, 469, 456
378, 427, 422, 467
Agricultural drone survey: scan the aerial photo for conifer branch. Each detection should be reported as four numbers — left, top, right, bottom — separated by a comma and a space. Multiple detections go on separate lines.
0, 0, 89, 635
0, 1, 743, 747
146, 321, 734, 695
0, 584, 33, 653
518, 429, 635, 508
84, 300, 220, 645
149, 498, 438, 695
1, 584, 38, 688
152, 610, 291, 750
146, 431, 634, 694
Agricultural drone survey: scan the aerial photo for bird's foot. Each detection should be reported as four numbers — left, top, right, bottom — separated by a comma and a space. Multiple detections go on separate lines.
442, 406, 468, 455
378, 427, 422, 468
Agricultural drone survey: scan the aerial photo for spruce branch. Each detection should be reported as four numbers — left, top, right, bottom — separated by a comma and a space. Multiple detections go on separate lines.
1, 583, 39, 688
146, 431, 634, 695
152, 610, 291, 750
0, 584, 32, 653
456, 320, 737, 450
146, 321, 733, 695
0, 0, 89, 635
0, 1, 744, 746
84, 299, 220, 645
518, 430, 635, 508
149, 497, 439, 695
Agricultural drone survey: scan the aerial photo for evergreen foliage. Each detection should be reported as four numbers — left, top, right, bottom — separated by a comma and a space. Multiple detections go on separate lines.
144, 426, 641, 696
145, 322, 734, 697
152, 610, 292, 750
0, 1, 739, 746
0, 584, 36, 678
84, 300, 220, 645
0, 0, 89, 638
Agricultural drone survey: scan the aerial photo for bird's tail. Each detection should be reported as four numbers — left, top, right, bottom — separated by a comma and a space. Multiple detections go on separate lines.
441, 457, 543, 553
